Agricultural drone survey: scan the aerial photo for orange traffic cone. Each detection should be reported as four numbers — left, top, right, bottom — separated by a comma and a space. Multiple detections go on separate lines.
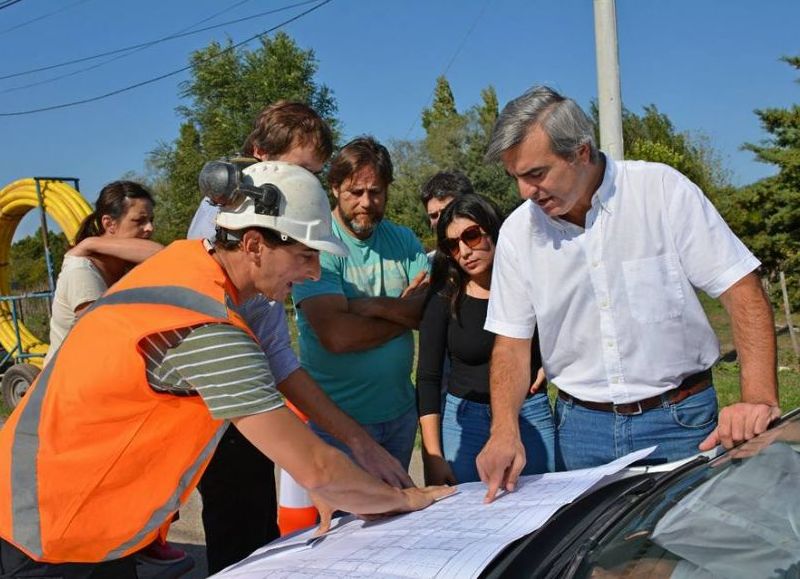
277, 469, 319, 535
277, 402, 319, 535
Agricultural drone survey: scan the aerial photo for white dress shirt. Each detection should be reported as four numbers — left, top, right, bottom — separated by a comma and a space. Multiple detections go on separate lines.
485, 157, 759, 404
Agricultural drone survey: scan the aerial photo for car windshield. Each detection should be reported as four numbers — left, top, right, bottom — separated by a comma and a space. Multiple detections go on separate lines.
576, 412, 800, 579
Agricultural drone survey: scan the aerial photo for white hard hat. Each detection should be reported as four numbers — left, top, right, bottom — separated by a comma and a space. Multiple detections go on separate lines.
215, 161, 348, 257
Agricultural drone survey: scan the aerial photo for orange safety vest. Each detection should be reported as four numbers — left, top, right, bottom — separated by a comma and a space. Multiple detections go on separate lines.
0, 240, 254, 563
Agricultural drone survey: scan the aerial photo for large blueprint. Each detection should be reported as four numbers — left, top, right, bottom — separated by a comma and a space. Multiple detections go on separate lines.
213, 447, 655, 578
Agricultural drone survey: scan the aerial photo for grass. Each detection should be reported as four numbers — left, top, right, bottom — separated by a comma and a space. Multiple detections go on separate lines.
698, 291, 800, 411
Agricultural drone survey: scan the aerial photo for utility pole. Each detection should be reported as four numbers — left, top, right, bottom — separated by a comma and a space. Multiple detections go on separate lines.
593, 0, 624, 160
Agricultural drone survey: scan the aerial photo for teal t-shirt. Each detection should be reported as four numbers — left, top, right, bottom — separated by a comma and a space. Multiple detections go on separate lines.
292, 217, 428, 424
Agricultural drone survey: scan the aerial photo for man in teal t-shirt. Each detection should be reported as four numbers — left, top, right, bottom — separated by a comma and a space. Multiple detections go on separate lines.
292, 136, 428, 470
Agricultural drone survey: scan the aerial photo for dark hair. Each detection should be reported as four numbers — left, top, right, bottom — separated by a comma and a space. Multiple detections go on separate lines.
420, 170, 474, 207
242, 100, 333, 162
75, 181, 155, 243
429, 193, 503, 319
327, 136, 393, 192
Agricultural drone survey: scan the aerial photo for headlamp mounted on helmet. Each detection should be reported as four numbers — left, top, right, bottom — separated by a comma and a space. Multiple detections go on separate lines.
198, 157, 281, 217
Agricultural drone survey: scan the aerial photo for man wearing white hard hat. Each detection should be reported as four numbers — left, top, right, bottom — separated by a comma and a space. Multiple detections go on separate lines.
0, 160, 452, 578
189, 102, 412, 575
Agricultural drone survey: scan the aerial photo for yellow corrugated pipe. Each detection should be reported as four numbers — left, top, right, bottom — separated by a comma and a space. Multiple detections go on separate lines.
0, 178, 92, 367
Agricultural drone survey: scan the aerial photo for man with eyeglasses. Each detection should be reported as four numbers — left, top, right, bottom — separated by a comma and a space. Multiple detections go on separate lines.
292, 136, 430, 475
187, 104, 413, 574
476, 86, 779, 501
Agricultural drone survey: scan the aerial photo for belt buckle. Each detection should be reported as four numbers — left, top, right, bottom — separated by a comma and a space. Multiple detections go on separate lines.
613, 401, 643, 416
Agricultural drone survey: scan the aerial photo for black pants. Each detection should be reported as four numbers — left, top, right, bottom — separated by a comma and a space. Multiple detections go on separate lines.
0, 539, 136, 579
197, 425, 279, 575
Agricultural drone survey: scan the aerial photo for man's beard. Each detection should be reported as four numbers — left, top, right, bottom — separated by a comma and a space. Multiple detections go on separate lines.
345, 212, 383, 238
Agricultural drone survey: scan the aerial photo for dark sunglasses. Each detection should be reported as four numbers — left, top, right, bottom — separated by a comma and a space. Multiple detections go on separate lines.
442, 225, 487, 257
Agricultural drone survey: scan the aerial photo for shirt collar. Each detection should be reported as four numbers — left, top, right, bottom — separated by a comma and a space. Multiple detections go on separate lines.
202, 237, 241, 306
535, 152, 616, 234
592, 152, 616, 214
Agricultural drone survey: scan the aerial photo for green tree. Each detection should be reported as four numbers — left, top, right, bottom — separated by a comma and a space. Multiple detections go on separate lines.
744, 56, 800, 191
148, 124, 204, 245
738, 55, 800, 307
716, 178, 798, 276
592, 103, 730, 196
149, 32, 338, 243
389, 77, 520, 249
385, 139, 436, 243
462, 86, 519, 216
421, 76, 469, 171
9, 230, 68, 291
421, 76, 459, 132
7, 230, 69, 340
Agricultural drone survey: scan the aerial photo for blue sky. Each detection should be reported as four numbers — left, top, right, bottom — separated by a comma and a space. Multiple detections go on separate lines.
0, 0, 798, 240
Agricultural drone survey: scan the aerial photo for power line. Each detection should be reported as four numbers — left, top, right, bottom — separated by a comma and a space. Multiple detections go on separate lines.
185, 0, 253, 30
0, 0, 333, 117
0, 0, 316, 95
0, 0, 90, 34
0, 0, 259, 95
0, 0, 317, 82
0, 0, 261, 94
0, 0, 25, 11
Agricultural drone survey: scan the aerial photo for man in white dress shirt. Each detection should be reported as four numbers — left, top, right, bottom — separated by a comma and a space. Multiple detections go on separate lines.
476, 86, 780, 499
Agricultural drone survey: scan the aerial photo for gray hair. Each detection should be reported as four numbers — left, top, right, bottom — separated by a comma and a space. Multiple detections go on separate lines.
485, 85, 599, 164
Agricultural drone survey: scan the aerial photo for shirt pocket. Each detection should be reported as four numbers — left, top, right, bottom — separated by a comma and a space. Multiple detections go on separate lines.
622, 254, 685, 323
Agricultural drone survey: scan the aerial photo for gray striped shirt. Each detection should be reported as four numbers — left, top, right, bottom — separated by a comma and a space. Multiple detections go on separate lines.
140, 323, 284, 420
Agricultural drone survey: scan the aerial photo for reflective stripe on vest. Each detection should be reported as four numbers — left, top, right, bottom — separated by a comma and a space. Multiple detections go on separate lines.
9, 285, 229, 559
106, 425, 226, 560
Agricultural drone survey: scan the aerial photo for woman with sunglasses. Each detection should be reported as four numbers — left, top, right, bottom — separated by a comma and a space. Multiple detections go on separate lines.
416, 193, 557, 485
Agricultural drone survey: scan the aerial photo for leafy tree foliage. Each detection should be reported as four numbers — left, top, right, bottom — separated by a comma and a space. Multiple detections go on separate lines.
462, 86, 519, 217
717, 178, 799, 277
738, 55, 800, 307
148, 32, 338, 243
389, 77, 519, 249
6, 229, 69, 340
8, 229, 68, 292
385, 139, 435, 243
744, 56, 800, 192
148, 124, 204, 246
421, 76, 459, 133
592, 103, 730, 196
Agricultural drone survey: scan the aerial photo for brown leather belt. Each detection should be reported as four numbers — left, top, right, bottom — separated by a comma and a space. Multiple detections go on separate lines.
557, 369, 713, 416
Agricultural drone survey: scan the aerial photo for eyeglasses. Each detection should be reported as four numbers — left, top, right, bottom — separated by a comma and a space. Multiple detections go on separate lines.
442, 225, 487, 257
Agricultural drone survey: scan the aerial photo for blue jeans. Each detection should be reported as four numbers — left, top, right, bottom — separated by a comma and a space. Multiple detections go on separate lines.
309, 405, 418, 470
555, 385, 719, 469
441, 392, 557, 483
